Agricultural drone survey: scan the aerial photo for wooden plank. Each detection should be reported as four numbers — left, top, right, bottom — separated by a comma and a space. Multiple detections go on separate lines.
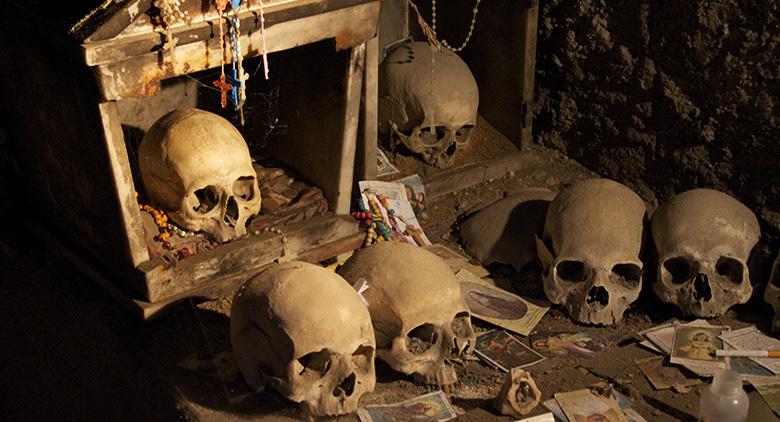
425, 152, 547, 200
140, 214, 360, 302
97, 101, 150, 266
93, 1, 380, 100
333, 43, 366, 213
135, 229, 366, 319
32, 212, 364, 320
377, 0, 409, 57
83, 0, 377, 66
357, 36, 379, 181
79, 0, 152, 43
518, 1, 539, 149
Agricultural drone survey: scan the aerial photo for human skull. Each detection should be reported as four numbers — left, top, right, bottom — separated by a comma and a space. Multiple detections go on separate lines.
139, 108, 261, 242
537, 179, 647, 325
652, 189, 759, 317
338, 241, 476, 386
230, 261, 376, 417
763, 252, 780, 331
379, 41, 479, 168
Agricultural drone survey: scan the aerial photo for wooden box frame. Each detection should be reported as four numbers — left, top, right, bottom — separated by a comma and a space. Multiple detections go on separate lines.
0, 0, 380, 319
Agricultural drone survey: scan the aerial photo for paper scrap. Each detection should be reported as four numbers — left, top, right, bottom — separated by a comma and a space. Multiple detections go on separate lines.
357, 391, 456, 422
457, 269, 548, 336
720, 326, 780, 375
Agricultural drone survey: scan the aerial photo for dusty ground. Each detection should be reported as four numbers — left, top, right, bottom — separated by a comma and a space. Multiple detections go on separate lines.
1, 116, 778, 421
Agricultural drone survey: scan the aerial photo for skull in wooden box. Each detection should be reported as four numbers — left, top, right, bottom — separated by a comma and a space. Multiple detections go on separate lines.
230, 261, 376, 417
139, 108, 261, 242
652, 189, 759, 317
537, 179, 647, 325
379, 41, 479, 168
338, 241, 476, 386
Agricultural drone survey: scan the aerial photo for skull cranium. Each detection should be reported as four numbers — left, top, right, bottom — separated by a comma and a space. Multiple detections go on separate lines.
338, 241, 476, 386
139, 108, 261, 242
652, 189, 759, 317
230, 261, 376, 417
537, 179, 647, 325
379, 42, 479, 168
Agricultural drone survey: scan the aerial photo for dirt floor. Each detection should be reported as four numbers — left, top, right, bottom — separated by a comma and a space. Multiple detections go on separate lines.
1, 116, 778, 421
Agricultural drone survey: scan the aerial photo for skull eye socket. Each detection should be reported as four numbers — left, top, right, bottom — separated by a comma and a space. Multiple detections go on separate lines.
418, 126, 448, 145
611, 263, 642, 288
298, 349, 331, 378
451, 312, 472, 338
455, 125, 474, 144
664, 257, 694, 284
351, 345, 373, 374
556, 260, 588, 283
715, 257, 744, 284
407, 323, 438, 354
233, 176, 256, 201
193, 186, 220, 213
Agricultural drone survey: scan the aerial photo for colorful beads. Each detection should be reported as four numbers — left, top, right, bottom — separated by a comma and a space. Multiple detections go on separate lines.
137, 192, 197, 241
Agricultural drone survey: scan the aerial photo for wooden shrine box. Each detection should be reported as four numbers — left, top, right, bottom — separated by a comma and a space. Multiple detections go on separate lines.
0, 0, 380, 319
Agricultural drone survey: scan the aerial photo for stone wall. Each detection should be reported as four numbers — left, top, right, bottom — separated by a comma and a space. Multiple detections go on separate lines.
534, 0, 780, 248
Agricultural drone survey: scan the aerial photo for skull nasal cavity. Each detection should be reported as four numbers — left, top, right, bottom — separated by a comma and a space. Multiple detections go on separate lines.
557, 260, 588, 283
224, 197, 239, 226
587, 286, 609, 306
334, 373, 356, 397
693, 273, 713, 301
407, 323, 437, 354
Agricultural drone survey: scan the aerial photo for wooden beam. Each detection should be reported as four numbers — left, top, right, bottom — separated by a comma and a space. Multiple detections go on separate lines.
357, 36, 379, 181
140, 214, 360, 302
332, 43, 366, 213
93, 2, 380, 100
518, 0, 539, 149
424, 152, 547, 201
98, 101, 150, 267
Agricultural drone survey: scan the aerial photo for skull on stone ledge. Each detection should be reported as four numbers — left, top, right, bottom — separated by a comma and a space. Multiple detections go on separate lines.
379, 41, 479, 168
139, 108, 261, 242
652, 189, 759, 318
537, 178, 647, 325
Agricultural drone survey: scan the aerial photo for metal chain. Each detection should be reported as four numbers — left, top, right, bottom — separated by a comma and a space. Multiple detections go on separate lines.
431, 0, 481, 52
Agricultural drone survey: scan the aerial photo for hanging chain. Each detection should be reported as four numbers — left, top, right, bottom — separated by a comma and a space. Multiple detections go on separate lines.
431, 0, 481, 52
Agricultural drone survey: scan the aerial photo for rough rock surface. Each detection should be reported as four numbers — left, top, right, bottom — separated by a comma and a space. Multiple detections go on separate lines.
534, 0, 780, 248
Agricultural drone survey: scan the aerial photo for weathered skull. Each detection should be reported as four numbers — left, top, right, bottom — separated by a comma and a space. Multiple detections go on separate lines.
763, 252, 780, 331
537, 179, 647, 325
379, 41, 479, 168
230, 261, 376, 417
139, 108, 261, 242
652, 189, 759, 317
338, 241, 476, 386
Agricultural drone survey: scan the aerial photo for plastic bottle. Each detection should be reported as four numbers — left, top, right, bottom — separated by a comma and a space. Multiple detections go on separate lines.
699, 369, 749, 422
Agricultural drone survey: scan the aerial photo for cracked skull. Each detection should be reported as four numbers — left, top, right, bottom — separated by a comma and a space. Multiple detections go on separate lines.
139, 108, 261, 242
379, 41, 479, 168
652, 189, 759, 317
537, 179, 647, 325
230, 261, 376, 417
338, 241, 476, 386
764, 252, 780, 331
